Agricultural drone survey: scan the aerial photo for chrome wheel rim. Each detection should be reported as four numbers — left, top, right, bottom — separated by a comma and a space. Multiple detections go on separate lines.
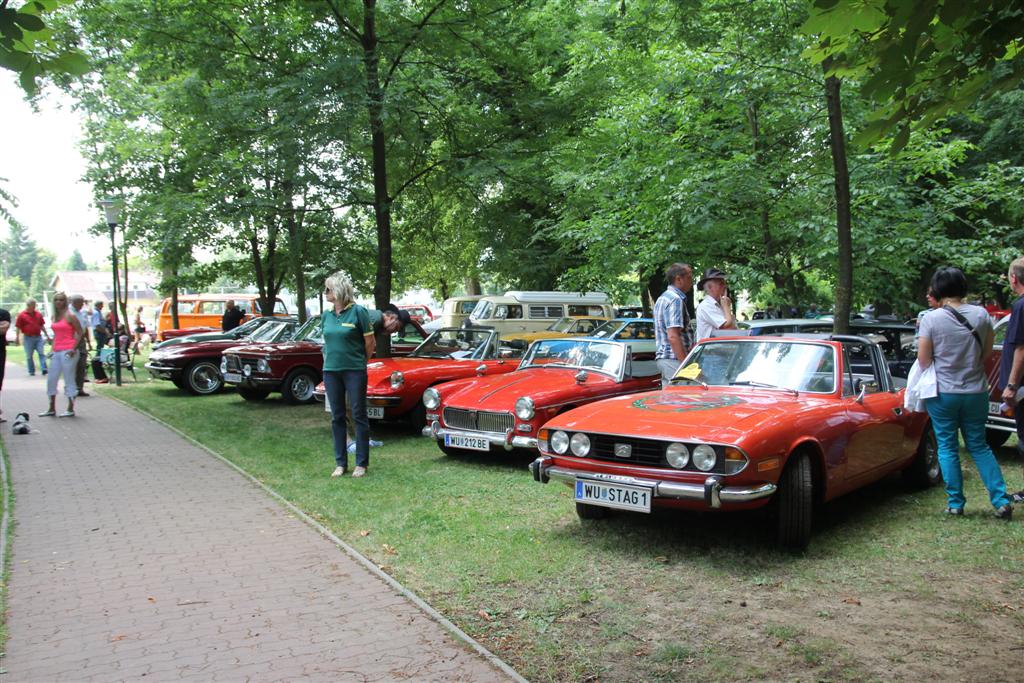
192, 364, 220, 393
292, 375, 313, 400
925, 432, 940, 480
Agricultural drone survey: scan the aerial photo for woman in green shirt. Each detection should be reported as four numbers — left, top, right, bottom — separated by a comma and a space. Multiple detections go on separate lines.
322, 272, 375, 478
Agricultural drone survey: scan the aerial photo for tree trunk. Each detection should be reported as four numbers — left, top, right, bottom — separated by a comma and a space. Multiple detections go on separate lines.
824, 63, 852, 335
646, 270, 664, 313
464, 276, 481, 296
362, 0, 393, 356
283, 188, 307, 323
640, 272, 652, 317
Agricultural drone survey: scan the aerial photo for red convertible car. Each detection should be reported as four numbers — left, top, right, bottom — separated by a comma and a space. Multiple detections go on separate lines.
363, 327, 526, 426
222, 315, 427, 404
529, 335, 940, 549
423, 336, 660, 455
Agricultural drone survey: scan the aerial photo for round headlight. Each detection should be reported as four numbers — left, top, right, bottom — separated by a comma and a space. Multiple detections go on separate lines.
257, 359, 270, 373
569, 432, 591, 457
692, 444, 717, 472
423, 387, 440, 410
390, 371, 404, 390
666, 443, 690, 469
514, 396, 535, 420
242, 364, 252, 377
220, 358, 228, 373
551, 430, 569, 454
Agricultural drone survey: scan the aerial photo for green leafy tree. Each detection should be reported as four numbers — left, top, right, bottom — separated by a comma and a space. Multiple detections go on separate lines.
1, 0, 88, 93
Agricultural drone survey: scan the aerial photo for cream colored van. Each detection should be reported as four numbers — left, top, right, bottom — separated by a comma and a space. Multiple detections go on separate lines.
438, 295, 483, 328
466, 291, 612, 334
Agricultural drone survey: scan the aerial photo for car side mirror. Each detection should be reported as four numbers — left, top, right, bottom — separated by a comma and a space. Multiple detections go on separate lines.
575, 369, 588, 384
476, 364, 487, 376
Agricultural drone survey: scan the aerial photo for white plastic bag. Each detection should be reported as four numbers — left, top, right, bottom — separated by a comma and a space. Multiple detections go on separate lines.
903, 360, 937, 413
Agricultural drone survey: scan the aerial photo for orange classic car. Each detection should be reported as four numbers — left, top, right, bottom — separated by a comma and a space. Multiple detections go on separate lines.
361, 327, 526, 425
422, 336, 660, 455
529, 335, 940, 549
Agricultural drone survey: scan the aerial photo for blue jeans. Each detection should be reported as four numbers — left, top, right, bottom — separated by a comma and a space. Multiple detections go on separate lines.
322, 369, 369, 469
22, 335, 47, 375
925, 391, 1011, 510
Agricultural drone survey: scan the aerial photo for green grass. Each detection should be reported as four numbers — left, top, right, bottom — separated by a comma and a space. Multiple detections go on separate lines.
101, 378, 1024, 682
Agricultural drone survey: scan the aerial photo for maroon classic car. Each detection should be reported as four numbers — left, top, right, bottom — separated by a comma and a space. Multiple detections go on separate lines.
221, 315, 428, 404
145, 317, 299, 395
422, 336, 660, 455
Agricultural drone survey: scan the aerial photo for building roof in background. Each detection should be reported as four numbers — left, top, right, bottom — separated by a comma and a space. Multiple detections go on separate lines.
49, 270, 162, 303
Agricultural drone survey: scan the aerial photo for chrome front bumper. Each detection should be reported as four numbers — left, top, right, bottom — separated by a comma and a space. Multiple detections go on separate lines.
529, 456, 776, 509
986, 414, 1017, 433
422, 421, 538, 451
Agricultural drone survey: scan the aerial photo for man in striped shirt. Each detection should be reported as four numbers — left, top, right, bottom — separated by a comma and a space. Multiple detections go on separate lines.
654, 263, 694, 387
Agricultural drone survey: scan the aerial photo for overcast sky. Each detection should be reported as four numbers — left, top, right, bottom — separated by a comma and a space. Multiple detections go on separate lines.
1, 76, 111, 265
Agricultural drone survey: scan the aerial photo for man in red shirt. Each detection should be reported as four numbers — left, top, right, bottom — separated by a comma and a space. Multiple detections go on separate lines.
15, 298, 51, 376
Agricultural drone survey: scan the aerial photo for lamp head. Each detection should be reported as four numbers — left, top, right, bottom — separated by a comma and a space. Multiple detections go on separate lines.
98, 198, 122, 225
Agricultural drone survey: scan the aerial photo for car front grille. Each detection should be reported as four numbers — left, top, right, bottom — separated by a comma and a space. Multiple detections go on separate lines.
224, 355, 256, 374
443, 408, 514, 434
589, 435, 667, 467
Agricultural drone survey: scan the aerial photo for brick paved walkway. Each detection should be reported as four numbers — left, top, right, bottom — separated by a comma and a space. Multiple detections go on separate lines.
0, 363, 521, 682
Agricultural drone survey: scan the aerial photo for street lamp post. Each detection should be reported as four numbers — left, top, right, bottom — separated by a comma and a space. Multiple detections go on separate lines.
99, 198, 122, 386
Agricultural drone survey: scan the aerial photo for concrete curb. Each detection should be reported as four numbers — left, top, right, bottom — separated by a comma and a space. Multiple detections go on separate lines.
105, 392, 528, 683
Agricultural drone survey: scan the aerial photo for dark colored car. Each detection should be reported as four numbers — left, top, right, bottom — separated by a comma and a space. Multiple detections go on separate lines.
985, 316, 1014, 448
738, 318, 917, 378
145, 318, 299, 395
222, 316, 428, 404
155, 315, 295, 349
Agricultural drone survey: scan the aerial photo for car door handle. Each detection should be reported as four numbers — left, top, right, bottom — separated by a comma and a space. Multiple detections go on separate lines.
892, 407, 903, 416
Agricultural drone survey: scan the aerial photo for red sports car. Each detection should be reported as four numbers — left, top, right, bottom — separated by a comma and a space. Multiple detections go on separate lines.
423, 336, 660, 455
529, 335, 940, 549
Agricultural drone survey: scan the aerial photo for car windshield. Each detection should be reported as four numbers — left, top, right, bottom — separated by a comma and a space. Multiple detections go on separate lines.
470, 300, 492, 319
413, 328, 494, 359
248, 321, 289, 342
674, 340, 836, 393
294, 316, 323, 343
233, 317, 266, 335
546, 317, 575, 332
591, 320, 654, 340
521, 339, 625, 377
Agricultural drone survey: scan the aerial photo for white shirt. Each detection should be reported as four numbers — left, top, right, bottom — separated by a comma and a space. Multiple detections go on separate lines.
696, 295, 726, 342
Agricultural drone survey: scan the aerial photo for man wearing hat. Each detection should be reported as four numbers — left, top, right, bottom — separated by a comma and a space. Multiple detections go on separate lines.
695, 267, 737, 342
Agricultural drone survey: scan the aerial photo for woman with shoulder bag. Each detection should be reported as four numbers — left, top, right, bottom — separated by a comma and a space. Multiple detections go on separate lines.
917, 267, 1013, 520
321, 272, 374, 479
40, 291, 84, 418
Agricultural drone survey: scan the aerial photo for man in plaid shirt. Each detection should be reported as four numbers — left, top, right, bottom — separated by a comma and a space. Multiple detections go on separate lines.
654, 263, 694, 387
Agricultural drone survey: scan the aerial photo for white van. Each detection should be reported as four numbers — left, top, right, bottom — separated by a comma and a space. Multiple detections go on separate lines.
438, 295, 483, 328
467, 291, 613, 334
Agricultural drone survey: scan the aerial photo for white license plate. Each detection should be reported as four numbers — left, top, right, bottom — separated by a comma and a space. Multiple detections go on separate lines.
224, 372, 242, 383
575, 480, 653, 513
445, 434, 490, 451
990, 401, 1002, 415
367, 406, 384, 419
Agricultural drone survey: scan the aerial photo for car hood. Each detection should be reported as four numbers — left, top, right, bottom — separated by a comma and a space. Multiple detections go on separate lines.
440, 367, 618, 410
227, 340, 321, 356
150, 339, 245, 359
368, 356, 484, 382
549, 387, 831, 443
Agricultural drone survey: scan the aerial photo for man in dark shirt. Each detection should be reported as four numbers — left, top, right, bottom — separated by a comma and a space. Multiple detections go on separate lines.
999, 256, 1024, 503
221, 300, 245, 331
0, 307, 10, 423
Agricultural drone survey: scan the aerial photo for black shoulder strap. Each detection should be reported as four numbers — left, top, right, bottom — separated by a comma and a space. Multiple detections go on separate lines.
943, 305, 983, 351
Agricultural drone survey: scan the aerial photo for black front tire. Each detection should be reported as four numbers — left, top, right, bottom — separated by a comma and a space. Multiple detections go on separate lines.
903, 425, 942, 489
239, 386, 271, 402
775, 452, 813, 551
408, 402, 427, 431
172, 376, 188, 391
183, 361, 223, 396
986, 428, 1011, 449
282, 369, 318, 404
575, 502, 609, 520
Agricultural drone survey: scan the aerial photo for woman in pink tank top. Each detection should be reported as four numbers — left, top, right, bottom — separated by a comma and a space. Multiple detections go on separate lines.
40, 292, 84, 418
